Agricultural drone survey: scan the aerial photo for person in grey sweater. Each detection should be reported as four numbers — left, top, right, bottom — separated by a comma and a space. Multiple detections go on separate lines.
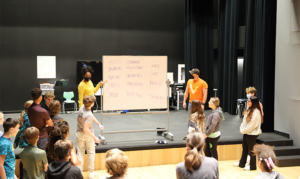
253, 144, 285, 179
176, 131, 219, 179
204, 97, 222, 160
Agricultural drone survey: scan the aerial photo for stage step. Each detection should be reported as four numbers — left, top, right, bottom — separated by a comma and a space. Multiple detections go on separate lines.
276, 155, 300, 167
257, 138, 293, 146
273, 146, 300, 156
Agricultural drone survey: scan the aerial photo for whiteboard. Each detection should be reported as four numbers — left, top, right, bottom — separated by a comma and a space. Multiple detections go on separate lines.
37, 56, 56, 78
103, 56, 168, 110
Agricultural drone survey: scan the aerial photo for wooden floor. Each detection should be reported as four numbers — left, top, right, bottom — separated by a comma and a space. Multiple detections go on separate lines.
83, 160, 300, 179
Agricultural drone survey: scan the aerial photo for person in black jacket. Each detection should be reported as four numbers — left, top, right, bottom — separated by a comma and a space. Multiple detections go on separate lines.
47, 140, 83, 179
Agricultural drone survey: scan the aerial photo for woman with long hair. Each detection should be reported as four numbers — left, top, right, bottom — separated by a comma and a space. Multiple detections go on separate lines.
234, 96, 263, 171
204, 97, 223, 160
46, 119, 80, 166
188, 100, 205, 134
176, 131, 219, 179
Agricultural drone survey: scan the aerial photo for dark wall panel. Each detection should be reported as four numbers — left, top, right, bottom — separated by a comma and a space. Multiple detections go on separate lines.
0, 0, 184, 112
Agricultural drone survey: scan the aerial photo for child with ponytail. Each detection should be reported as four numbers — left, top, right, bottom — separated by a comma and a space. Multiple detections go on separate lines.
14, 100, 33, 149
176, 131, 219, 179
253, 144, 285, 179
204, 97, 223, 160
46, 119, 80, 166
188, 100, 206, 134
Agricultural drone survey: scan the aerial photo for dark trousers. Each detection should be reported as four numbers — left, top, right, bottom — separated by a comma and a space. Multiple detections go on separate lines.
37, 137, 48, 151
204, 136, 220, 160
19, 161, 23, 179
239, 134, 259, 170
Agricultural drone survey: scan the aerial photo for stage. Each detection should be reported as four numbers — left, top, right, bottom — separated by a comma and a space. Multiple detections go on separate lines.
3, 109, 286, 155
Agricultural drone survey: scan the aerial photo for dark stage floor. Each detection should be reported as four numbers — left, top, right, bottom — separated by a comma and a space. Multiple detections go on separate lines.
1, 110, 286, 156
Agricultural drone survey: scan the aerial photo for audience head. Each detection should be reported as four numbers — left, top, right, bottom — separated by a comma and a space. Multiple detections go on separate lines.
246, 86, 257, 96
54, 140, 73, 160
24, 127, 39, 145
31, 88, 43, 103
209, 97, 220, 109
185, 131, 205, 171
83, 95, 96, 109
18, 100, 33, 125
49, 100, 61, 115
44, 92, 55, 106
253, 144, 276, 173
189, 68, 200, 79
81, 66, 94, 82
0, 112, 3, 125
244, 96, 263, 123
47, 120, 70, 161
105, 148, 128, 178
3, 118, 20, 136
191, 100, 203, 114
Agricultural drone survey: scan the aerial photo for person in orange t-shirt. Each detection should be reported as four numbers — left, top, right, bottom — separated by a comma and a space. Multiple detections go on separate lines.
183, 68, 208, 139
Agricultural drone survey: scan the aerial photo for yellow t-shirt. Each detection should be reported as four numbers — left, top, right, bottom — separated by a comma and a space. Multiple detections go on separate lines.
187, 78, 208, 103
78, 80, 100, 108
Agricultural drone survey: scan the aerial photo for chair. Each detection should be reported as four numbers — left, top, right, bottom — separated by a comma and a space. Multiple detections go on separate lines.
62, 91, 77, 114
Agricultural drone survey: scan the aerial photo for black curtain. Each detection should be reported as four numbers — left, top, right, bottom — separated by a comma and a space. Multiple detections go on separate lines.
184, 0, 214, 108
243, 0, 264, 99
243, 0, 277, 132
261, 0, 276, 132
218, 0, 239, 114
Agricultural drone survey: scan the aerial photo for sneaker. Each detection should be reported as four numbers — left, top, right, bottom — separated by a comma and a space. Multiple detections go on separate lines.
243, 165, 250, 171
246, 155, 250, 163
89, 171, 97, 179
233, 161, 240, 167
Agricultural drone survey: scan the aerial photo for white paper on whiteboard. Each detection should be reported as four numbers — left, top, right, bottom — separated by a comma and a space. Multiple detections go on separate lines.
37, 56, 56, 79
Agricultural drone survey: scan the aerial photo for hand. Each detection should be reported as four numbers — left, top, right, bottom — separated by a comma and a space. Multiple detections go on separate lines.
183, 102, 187, 109
99, 124, 104, 130
99, 80, 108, 85
14, 174, 18, 179
204, 135, 207, 138
13, 144, 16, 149
94, 137, 101, 143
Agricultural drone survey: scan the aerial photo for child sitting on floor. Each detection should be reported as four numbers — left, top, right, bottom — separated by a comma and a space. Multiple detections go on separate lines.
253, 144, 285, 179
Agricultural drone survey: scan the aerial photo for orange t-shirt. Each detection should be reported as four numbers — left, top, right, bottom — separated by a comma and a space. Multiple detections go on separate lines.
187, 78, 208, 103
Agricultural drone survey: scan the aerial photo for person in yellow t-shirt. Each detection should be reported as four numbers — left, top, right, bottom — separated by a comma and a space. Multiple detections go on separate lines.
183, 68, 208, 140
78, 66, 107, 108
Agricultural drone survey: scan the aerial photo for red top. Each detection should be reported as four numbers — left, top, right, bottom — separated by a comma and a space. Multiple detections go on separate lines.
28, 103, 50, 138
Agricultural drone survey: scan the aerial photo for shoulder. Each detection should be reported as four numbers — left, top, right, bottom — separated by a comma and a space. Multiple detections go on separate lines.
202, 157, 218, 167
187, 79, 193, 84
199, 78, 208, 86
78, 81, 86, 87
176, 162, 185, 172
253, 109, 261, 116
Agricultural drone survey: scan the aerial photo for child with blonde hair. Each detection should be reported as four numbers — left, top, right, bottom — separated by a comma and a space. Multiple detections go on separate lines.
14, 100, 33, 149
100, 148, 129, 179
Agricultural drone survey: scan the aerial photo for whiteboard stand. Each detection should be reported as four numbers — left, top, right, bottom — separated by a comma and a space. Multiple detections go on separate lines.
99, 80, 174, 145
